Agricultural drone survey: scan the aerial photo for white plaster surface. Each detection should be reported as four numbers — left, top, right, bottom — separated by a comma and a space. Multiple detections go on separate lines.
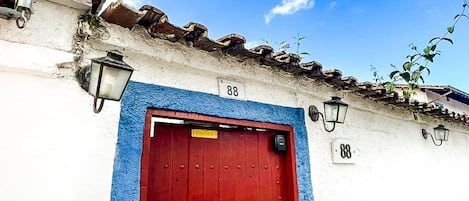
309, 104, 469, 201
425, 90, 469, 114
0, 70, 120, 201
0, 2, 118, 200
48, 0, 91, 10
400, 88, 469, 114
0, 40, 74, 75
0, 0, 80, 52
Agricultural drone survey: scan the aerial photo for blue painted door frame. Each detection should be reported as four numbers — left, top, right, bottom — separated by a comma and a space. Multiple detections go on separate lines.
110, 81, 314, 201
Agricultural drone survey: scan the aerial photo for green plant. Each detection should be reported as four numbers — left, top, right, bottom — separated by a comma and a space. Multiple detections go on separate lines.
77, 13, 109, 40
261, 38, 289, 52
261, 33, 310, 59
292, 33, 310, 58
73, 13, 110, 70
374, 0, 468, 98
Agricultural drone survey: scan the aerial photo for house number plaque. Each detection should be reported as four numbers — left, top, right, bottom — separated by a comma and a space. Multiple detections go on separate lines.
331, 138, 358, 164
217, 78, 246, 100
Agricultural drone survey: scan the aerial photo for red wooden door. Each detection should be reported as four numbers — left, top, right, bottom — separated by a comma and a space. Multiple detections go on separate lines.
147, 123, 287, 201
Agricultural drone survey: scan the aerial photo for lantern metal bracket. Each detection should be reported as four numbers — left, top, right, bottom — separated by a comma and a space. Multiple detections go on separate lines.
421, 129, 443, 146
308, 105, 336, 132
0, 0, 33, 29
77, 65, 91, 91
93, 97, 104, 113
77, 65, 104, 113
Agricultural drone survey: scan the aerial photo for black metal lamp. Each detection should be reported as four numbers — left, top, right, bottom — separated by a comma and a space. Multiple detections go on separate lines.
78, 50, 134, 113
309, 96, 349, 132
422, 124, 449, 146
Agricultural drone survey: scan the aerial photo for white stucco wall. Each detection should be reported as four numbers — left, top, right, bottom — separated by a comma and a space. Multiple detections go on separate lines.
0, 0, 80, 52
310, 99, 469, 201
425, 90, 469, 114
0, 1, 119, 201
1, 2, 469, 201
0, 71, 119, 201
399, 88, 469, 114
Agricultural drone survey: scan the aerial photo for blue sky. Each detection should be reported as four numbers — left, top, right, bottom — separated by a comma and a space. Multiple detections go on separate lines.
119, 0, 469, 92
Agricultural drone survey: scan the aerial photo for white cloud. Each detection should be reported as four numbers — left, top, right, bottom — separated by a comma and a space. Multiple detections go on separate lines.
264, 0, 315, 24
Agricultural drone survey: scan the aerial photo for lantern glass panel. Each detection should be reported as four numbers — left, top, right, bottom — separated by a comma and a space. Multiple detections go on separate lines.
336, 104, 348, 123
88, 61, 132, 101
434, 125, 449, 141
88, 61, 101, 97
99, 65, 132, 100
324, 103, 338, 122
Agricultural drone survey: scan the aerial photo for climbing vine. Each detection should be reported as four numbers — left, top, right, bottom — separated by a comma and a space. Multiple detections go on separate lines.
373, 0, 468, 98
72, 12, 109, 69
72, 12, 110, 90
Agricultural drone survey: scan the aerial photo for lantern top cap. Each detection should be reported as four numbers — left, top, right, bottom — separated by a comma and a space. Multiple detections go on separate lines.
434, 124, 448, 131
91, 50, 134, 71
324, 96, 348, 106
107, 50, 124, 60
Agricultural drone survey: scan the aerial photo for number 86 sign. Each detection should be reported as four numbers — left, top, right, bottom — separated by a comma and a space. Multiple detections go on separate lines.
331, 138, 359, 164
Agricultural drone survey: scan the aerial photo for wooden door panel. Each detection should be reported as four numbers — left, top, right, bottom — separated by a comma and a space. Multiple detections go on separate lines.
233, 131, 248, 201
171, 126, 189, 201
218, 131, 236, 201
245, 131, 260, 201
187, 137, 204, 201
147, 124, 287, 201
275, 144, 288, 201
259, 132, 275, 201
148, 124, 173, 201
203, 137, 219, 201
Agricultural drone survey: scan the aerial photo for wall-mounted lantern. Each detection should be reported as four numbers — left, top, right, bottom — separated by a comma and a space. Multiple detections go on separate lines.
308, 96, 348, 132
0, 0, 33, 29
422, 124, 449, 146
77, 50, 134, 113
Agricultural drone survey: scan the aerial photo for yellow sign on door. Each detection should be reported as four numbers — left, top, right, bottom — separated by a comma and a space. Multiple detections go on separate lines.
191, 129, 218, 139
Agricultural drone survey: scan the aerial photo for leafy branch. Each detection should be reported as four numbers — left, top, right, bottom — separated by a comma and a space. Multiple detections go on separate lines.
374, 0, 468, 98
